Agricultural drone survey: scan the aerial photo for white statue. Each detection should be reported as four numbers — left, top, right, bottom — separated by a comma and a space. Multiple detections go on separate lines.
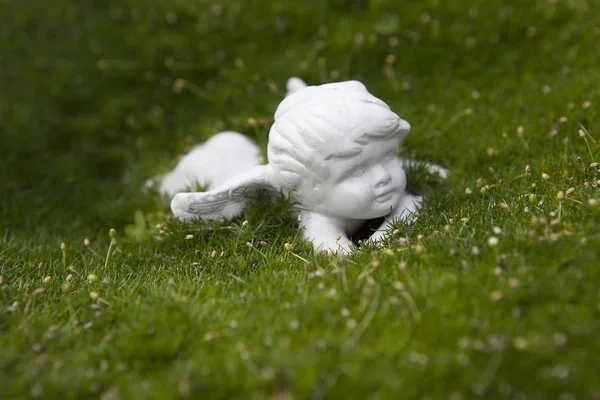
167, 78, 447, 254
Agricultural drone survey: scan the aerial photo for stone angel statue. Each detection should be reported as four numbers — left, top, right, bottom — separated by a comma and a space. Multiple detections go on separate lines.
164, 78, 447, 254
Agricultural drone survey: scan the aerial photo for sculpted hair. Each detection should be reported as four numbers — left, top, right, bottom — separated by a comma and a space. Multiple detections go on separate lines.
267, 81, 410, 191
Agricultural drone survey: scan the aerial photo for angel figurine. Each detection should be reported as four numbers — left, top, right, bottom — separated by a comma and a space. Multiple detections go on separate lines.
168, 78, 447, 253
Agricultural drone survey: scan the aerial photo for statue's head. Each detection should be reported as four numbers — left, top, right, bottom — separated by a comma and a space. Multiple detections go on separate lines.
267, 81, 410, 219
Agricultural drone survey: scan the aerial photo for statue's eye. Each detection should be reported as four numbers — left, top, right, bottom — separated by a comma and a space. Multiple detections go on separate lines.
350, 167, 365, 178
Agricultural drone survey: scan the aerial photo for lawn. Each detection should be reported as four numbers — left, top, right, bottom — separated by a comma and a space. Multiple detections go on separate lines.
1, 0, 599, 398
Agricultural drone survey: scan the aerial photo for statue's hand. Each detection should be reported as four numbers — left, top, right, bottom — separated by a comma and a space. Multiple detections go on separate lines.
299, 211, 354, 255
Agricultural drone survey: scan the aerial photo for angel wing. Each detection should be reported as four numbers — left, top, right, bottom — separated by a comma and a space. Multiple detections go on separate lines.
170, 165, 280, 222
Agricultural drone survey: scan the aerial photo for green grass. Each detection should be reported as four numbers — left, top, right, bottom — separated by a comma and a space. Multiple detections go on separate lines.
1, 0, 600, 398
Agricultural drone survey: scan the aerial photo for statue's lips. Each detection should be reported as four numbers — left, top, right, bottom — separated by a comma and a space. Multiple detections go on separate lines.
375, 188, 397, 201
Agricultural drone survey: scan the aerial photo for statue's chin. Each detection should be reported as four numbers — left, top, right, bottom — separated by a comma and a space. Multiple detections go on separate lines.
353, 208, 393, 220
298, 191, 401, 221
354, 195, 402, 220
321, 203, 397, 221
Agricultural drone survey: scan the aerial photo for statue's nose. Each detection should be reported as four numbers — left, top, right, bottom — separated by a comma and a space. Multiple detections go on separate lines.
374, 166, 392, 188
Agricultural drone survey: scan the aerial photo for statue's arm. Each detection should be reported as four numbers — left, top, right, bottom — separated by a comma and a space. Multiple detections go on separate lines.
369, 193, 423, 242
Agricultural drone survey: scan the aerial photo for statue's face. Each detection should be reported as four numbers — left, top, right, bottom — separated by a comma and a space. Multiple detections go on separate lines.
310, 137, 406, 220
